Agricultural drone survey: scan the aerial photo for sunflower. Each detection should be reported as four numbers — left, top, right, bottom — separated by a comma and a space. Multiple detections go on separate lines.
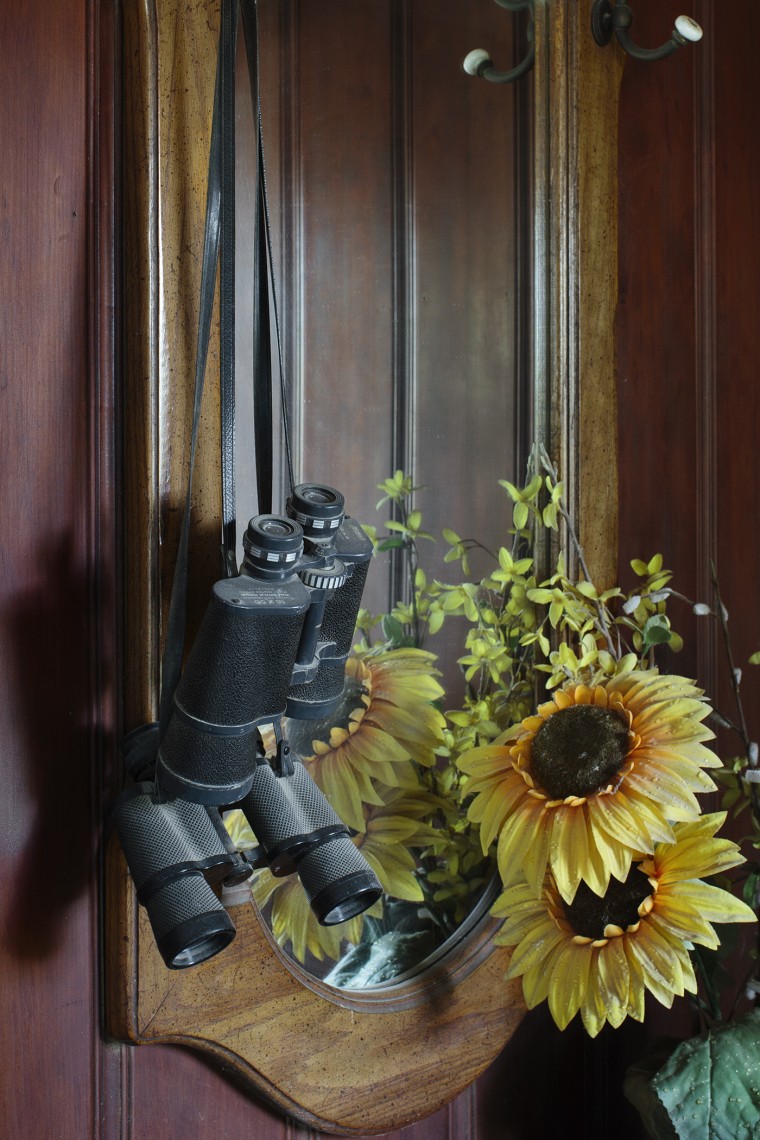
458, 670, 720, 903
291, 648, 446, 832
493, 813, 755, 1036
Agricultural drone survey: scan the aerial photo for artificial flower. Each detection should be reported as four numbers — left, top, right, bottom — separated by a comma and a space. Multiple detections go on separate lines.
299, 648, 446, 831
458, 669, 720, 903
493, 813, 755, 1036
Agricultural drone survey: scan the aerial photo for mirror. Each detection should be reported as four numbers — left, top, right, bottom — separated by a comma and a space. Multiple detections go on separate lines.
228, 0, 534, 987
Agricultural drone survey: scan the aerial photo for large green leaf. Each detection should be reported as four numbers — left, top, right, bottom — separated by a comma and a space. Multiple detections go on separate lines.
628, 1011, 760, 1139
623, 1039, 681, 1140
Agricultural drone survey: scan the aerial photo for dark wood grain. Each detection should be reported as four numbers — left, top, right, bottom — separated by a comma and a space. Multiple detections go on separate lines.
0, 0, 117, 1136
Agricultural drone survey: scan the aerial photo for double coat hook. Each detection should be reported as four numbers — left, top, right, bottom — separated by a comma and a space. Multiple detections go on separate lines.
591, 1, 702, 62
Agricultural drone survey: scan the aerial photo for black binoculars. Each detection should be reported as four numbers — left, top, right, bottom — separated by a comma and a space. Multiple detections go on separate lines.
156, 482, 373, 805
112, 484, 382, 969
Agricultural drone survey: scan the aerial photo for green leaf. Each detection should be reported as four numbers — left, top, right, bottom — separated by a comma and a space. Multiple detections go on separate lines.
750, 651, 760, 666
381, 615, 408, 646
642, 614, 673, 650
646, 1010, 760, 1140
623, 1039, 682, 1140
377, 537, 405, 551
743, 869, 760, 910
576, 580, 598, 599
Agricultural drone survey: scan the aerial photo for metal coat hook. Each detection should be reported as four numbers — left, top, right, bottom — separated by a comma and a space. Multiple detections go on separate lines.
463, 0, 535, 86
591, 1, 702, 62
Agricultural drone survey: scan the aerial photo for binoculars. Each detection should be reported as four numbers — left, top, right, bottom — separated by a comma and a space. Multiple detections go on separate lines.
112, 483, 382, 969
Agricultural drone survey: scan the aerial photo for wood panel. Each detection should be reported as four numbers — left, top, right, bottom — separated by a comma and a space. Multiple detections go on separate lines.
7, 1, 755, 1137
615, 0, 760, 1129
0, 0, 118, 1136
261, 0, 528, 631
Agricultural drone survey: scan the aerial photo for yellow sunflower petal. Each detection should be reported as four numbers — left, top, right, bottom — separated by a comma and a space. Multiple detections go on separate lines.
550, 804, 591, 903
520, 805, 554, 896
649, 893, 721, 950
521, 938, 567, 1009
580, 958, 609, 1037
470, 775, 528, 854
547, 942, 592, 1030
596, 937, 630, 1028
624, 939, 647, 1022
628, 923, 683, 1007
314, 754, 366, 832
661, 879, 756, 928
457, 744, 512, 778
657, 835, 746, 883
506, 919, 566, 980
588, 792, 652, 852
497, 798, 548, 885
586, 813, 633, 890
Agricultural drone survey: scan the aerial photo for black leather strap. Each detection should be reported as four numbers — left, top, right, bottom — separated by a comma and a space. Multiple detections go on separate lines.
158, 0, 293, 739
241, 0, 274, 516
158, 23, 226, 740
219, 0, 239, 575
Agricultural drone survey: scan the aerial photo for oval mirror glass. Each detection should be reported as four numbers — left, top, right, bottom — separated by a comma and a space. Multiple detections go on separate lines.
229, 0, 534, 988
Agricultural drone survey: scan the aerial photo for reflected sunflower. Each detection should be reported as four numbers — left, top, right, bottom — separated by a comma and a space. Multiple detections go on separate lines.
354, 786, 439, 904
295, 648, 446, 832
458, 670, 720, 903
493, 812, 755, 1036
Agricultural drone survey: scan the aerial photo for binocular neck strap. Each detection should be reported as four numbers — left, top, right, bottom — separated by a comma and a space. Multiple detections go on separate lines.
158, 0, 295, 739
157, 15, 227, 740
240, 0, 296, 522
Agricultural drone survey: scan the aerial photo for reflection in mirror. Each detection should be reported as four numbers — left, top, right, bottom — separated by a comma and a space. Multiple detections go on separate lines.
229, 0, 533, 987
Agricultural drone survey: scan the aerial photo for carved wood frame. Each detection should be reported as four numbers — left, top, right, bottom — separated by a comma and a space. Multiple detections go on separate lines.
105, 1, 622, 1132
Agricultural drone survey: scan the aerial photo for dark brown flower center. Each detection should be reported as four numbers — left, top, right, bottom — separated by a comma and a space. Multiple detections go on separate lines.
562, 865, 653, 939
530, 703, 630, 799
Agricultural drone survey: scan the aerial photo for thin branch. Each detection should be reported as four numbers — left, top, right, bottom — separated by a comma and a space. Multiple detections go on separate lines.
711, 569, 752, 754
557, 504, 618, 659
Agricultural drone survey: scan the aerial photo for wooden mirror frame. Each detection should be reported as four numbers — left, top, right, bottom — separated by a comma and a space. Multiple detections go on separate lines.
105, 1, 622, 1132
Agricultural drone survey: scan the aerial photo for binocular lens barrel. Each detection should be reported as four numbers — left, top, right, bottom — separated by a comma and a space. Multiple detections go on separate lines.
240, 759, 348, 875
148, 874, 236, 969
239, 759, 383, 924
112, 784, 240, 968
297, 836, 383, 925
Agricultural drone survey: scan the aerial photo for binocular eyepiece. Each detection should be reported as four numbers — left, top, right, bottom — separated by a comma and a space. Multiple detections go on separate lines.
112, 485, 382, 969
